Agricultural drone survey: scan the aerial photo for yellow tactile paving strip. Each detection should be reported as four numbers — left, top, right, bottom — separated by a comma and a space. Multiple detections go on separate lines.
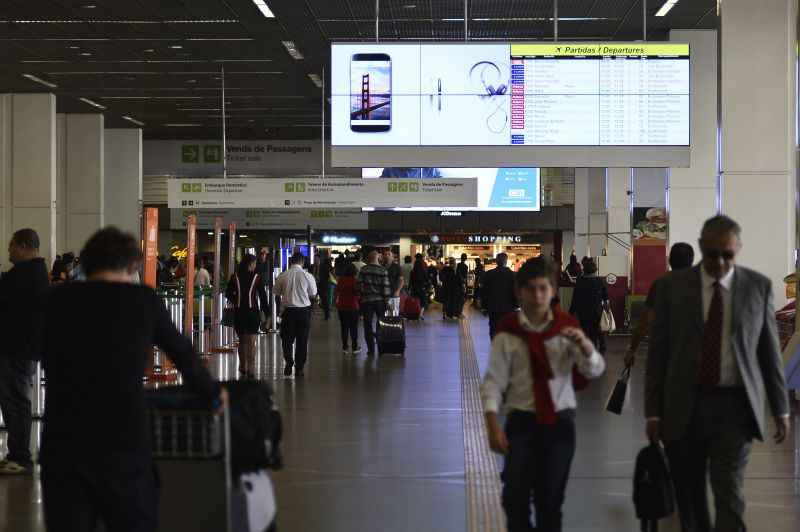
459, 317, 507, 532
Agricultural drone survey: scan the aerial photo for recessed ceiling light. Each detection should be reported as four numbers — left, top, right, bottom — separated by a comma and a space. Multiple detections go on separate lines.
68, 45, 80, 49
21, 73, 58, 88
164, 123, 202, 127
655, 0, 679, 16
143, 48, 155, 53
170, 45, 183, 49
80, 52, 92, 56
122, 115, 145, 126
187, 79, 197, 83
403, 4, 417, 8
249, 119, 255, 122
82, 4, 97, 8
251, 0, 275, 18
78, 97, 107, 110
281, 40, 303, 60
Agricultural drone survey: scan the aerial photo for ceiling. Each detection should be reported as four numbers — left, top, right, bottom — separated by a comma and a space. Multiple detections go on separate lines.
0, 0, 717, 140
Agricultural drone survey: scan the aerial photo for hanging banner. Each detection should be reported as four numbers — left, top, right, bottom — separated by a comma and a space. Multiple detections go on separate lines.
184, 214, 197, 337
170, 208, 369, 230
167, 177, 478, 209
143, 208, 159, 288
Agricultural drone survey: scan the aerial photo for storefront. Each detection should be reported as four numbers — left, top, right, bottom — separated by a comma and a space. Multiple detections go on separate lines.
412, 232, 556, 271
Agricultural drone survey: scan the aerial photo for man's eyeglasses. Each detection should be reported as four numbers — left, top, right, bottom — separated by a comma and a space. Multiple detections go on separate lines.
704, 250, 735, 261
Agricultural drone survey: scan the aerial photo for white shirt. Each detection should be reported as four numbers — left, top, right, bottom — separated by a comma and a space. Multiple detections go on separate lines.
700, 266, 741, 386
401, 263, 413, 288
274, 265, 317, 308
195, 267, 211, 287
481, 310, 606, 415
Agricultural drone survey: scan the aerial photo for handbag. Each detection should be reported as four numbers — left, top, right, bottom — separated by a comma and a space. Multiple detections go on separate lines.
600, 306, 616, 333
222, 307, 236, 327
605, 364, 631, 415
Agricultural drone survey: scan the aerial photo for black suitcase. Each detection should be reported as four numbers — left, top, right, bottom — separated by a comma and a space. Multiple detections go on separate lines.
377, 315, 406, 355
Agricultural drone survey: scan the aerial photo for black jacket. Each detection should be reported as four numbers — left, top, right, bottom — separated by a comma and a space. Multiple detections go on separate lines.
481, 266, 517, 314
40, 282, 218, 467
0, 257, 49, 359
569, 275, 608, 324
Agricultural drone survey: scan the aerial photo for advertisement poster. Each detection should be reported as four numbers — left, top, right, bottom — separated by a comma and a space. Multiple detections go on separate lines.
143, 208, 159, 288
362, 167, 540, 211
167, 178, 478, 209
632, 206, 668, 295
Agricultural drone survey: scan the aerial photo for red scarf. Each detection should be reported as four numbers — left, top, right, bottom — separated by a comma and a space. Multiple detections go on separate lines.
497, 309, 588, 425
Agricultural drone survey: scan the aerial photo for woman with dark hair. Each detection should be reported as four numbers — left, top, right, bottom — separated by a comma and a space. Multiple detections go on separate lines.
564, 253, 582, 281
334, 262, 360, 354
226, 254, 268, 378
409, 255, 431, 319
569, 257, 609, 353
40, 227, 223, 532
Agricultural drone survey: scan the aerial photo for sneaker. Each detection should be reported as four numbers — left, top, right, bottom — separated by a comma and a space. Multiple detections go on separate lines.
283, 365, 294, 377
0, 460, 31, 475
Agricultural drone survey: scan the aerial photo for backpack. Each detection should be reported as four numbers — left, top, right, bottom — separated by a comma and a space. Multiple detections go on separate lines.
633, 443, 676, 532
225, 380, 284, 478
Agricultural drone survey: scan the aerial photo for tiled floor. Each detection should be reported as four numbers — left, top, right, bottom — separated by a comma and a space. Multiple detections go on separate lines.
1, 307, 799, 531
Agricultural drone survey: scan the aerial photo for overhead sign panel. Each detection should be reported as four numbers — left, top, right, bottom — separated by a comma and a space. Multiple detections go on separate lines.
330, 42, 690, 167
167, 178, 478, 209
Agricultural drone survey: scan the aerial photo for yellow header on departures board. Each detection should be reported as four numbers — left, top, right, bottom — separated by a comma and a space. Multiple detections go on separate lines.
510, 43, 690, 57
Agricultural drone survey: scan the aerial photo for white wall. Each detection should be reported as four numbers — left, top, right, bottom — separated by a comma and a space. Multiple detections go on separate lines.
104, 129, 142, 237
63, 114, 104, 252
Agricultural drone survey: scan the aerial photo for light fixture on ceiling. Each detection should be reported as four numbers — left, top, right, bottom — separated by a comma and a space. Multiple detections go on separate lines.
186, 79, 197, 83
170, 45, 183, 49
78, 97, 106, 110
80, 52, 92, 56
655, 0, 679, 16
68, 45, 80, 49
281, 40, 303, 60
251, 0, 275, 18
122, 115, 145, 126
21, 73, 58, 88
307, 73, 322, 88
143, 48, 155, 53
164, 123, 202, 127
82, 4, 97, 8
403, 4, 417, 8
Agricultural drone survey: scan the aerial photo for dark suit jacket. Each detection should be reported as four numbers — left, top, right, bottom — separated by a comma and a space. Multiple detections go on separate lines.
645, 265, 789, 442
481, 266, 517, 314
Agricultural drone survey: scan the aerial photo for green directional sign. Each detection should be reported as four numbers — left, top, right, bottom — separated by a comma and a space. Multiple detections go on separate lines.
409, 182, 420, 192
203, 145, 222, 163
182, 145, 200, 163
296, 183, 306, 192
388, 183, 398, 192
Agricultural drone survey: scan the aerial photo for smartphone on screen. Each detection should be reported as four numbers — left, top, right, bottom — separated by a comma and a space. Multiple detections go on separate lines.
350, 53, 391, 132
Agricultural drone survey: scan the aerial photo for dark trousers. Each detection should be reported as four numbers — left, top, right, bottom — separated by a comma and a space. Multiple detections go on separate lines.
318, 285, 331, 320
0, 357, 34, 467
361, 301, 386, 354
665, 388, 754, 532
579, 319, 605, 354
338, 310, 359, 350
42, 462, 159, 532
489, 311, 514, 340
502, 410, 576, 532
281, 307, 312, 369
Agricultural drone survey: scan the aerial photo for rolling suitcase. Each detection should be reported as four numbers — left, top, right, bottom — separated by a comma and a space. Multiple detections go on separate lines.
377, 315, 406, 355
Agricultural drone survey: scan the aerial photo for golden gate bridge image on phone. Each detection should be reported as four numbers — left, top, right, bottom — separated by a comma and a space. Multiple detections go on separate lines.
350, 53, 392, 132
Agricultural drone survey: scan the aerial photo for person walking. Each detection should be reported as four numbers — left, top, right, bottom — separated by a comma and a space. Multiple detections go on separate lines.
482, 253, 518, 339
39, 227, 224, 531
409, 254, 431, 320
357, 250, 391, 356
384, 250, 404, 316
481, 257, 605, 532
274, 253, 318, 377
564, 253, 582, 282
225, 254, 268, 379
568, 258, 608, 353
195, 257, 212, 288
441, 258, 465, 319
625, 242, 694, 366
335, 263, 361, 354
0, 229, 49, 475
317, 256, 334, 321
645, 215, 790, 532
473, 257, 485, 308
401, 255, 413, 294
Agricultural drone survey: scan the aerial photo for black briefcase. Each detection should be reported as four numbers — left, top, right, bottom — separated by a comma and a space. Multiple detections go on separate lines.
606, 364, 632, 415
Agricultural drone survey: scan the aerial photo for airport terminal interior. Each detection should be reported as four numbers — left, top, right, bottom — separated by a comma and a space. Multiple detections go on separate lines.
1, 0, 800, 531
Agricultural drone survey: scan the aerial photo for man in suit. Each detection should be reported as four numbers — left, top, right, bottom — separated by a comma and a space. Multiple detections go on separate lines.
645, 215, 790, 532
481, 253, 518, 339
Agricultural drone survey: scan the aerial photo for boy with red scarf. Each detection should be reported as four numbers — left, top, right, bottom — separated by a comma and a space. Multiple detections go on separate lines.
481, 257, 606, 532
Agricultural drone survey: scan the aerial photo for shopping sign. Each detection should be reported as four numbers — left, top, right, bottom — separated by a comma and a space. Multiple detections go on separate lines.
168, 177, 478, 209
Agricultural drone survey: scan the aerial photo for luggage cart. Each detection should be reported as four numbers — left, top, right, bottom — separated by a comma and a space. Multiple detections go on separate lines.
146, 388, 277, 532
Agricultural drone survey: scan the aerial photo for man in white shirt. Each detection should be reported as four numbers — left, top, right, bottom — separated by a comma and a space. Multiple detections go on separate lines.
274, 253, 317, 377
646, 215, 790, 532
195, 259, 211, 288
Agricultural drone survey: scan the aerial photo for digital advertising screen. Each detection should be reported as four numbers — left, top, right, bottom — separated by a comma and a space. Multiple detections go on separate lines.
331, 42, 690, 148
361, 167, 540, 211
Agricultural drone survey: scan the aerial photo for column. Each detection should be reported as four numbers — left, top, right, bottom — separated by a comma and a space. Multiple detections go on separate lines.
56, 114, 66, 254
669, 30, 719, 257
588, 168, 607, 256
720, 0, 796, 307
0, 94, 57, 266
603, 167, 631, 276
398, 236, 412, 261
64, 114, 104, 253
573, 168, 590, 257
104, 129, 142, 237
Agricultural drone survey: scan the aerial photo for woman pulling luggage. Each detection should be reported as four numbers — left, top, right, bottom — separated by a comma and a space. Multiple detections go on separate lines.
226, 254, 269, 378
